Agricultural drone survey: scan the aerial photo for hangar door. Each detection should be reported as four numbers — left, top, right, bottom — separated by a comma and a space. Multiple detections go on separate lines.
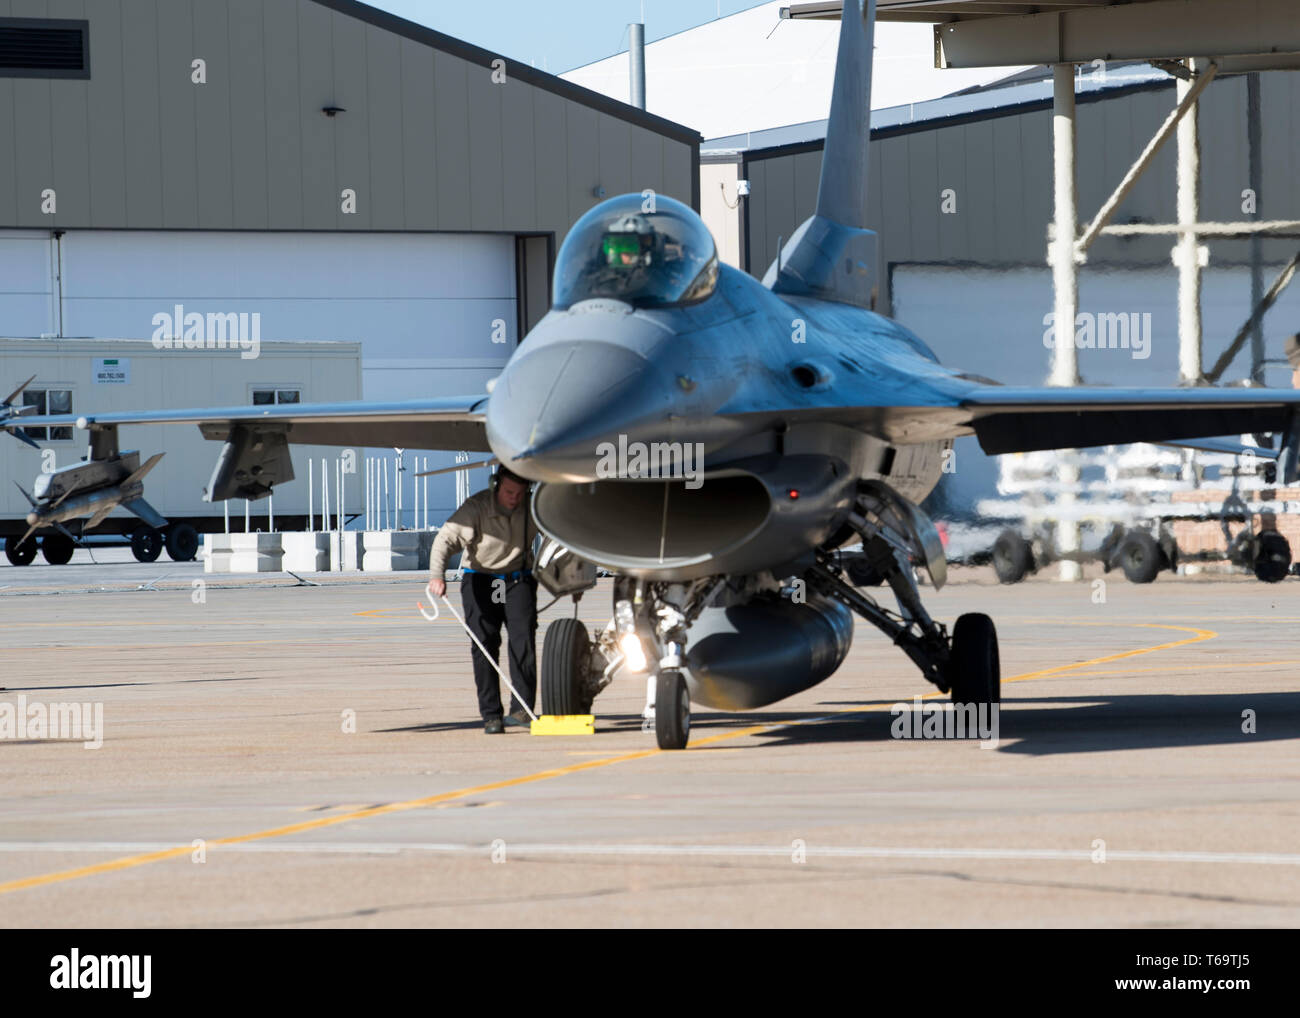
0, 231, 56, 337
52, 230, 518, 403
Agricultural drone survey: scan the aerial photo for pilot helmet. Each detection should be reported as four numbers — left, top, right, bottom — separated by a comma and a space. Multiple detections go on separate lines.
602, 214, 658, 269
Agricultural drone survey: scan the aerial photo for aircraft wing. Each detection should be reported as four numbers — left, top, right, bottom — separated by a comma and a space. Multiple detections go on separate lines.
2, 395, 490, 452
958, 386, 1300, 456
2, 394, 490, 503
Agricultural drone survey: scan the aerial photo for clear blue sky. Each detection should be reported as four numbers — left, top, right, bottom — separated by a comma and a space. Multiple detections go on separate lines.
368, 0, 774, 73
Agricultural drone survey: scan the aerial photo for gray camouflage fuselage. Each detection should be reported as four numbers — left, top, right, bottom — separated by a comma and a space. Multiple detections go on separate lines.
487, 262, 957, 580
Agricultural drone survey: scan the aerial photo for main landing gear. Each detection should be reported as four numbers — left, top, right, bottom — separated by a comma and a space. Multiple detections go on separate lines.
810, 481, 1001, 707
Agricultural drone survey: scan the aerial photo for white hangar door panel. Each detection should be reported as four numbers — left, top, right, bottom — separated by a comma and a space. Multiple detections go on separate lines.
56, 230, 517, 400
55, 230, 518, 522
0, 231, 56, 337
891, 264, 1300, 520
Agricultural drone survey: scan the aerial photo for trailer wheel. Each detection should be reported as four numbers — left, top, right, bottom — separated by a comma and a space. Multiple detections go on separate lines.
165, 523, 200, 562
1119, 531, 1161, 584
1254, 531, 1291, 583
3, 537, 37, 567
992, 530, 1032, 584
40, 533, 75, 565
130, 526, 163, 563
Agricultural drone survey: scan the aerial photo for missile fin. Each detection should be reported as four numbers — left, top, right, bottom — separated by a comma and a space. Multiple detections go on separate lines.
121, 452, 164, 487
122, 497, 168, 530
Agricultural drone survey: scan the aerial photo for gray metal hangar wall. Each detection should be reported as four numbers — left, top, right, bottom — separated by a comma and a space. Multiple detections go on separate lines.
724, 72, 1300, 319
0, 0, 700, 524
707, 69, 1300, 518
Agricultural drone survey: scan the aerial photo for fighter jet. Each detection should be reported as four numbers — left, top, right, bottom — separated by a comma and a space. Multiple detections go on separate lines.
8, 0, 1300, 748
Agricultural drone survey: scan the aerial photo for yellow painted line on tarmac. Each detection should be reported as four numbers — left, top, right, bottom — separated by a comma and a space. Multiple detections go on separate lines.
0, 620, 1219, 898
1063, 659, 1300, 677
1004, 624, 1216, 684
0, 748, 659, 896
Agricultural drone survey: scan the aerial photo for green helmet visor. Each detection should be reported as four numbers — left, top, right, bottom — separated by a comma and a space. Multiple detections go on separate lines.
602, 233, 645, 266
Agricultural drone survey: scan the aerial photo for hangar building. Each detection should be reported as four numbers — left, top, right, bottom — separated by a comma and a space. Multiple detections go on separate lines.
0, 0, 699, 534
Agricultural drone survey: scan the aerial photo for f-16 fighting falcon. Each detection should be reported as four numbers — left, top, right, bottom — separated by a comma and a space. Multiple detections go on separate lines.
9, 0, 1300, 749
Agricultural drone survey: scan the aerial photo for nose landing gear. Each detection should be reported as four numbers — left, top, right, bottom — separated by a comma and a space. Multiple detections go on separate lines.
654, 669, 691, 750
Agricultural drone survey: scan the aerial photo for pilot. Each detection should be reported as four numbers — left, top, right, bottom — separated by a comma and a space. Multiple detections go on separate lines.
427, 467, 538, 734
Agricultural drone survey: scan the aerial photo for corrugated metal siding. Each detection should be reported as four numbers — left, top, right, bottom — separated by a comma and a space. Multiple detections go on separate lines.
0, 0, 697, 234
743, 74, 1296, 301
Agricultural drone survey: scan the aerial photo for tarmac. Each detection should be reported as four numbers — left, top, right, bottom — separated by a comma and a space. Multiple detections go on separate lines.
1, 549, 1298, 928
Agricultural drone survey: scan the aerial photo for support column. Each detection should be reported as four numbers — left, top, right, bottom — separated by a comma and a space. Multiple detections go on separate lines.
1176, 59, 1206, 385
629, 23, 646, 110
1247, 72, 1264, 384
1051, 64, 1081, 581
1050, 64, 1079, 388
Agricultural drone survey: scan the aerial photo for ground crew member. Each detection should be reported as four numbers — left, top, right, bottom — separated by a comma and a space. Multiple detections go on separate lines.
427, 467, 538, 734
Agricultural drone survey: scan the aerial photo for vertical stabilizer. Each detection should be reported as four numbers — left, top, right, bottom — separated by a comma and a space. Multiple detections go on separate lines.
763, 0, 879, 309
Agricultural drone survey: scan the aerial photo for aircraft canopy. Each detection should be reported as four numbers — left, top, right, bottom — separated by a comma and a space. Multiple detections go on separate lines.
552, 193, 719, 311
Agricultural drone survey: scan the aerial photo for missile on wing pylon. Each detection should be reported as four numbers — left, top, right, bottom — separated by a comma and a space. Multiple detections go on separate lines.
17, 451, 167, 545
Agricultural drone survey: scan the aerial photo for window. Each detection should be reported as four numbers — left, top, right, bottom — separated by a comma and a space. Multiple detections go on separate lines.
0, 18, 90, 79
22, 388, 73, 442
253, 388, 301, 406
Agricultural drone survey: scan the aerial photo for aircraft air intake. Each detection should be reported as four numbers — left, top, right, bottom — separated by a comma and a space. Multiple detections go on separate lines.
530, 455, 859, 581
531, 475, 771, 576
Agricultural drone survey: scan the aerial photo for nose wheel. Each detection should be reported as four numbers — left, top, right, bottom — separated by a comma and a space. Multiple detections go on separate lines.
655, 669, 690, 750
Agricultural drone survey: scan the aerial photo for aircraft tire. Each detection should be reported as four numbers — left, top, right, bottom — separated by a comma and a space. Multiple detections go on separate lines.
541, 617, 593, 715
655, 669, 691, 750
3, 536, 37, 567
1119, 531, 1161, 584
992, 530, 1032, 584
1253, 531, 1291, 583
948, 613, 1000, 707
40, 533, 75, 565
165, 523, 200, 562
130, 526, 163, 563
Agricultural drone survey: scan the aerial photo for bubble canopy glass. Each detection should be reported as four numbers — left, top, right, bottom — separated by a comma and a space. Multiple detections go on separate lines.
552, 194, 719, 310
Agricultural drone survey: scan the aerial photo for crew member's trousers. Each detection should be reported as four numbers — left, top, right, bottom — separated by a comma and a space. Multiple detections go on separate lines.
461, 572, 538, 720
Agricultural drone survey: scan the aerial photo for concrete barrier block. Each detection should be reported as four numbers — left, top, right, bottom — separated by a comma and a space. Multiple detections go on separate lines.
225, 533, 283, 573
329, 531, 364, 571
362, 530, 422, 571
203, 533, 234, 574
282, 532, 331, 572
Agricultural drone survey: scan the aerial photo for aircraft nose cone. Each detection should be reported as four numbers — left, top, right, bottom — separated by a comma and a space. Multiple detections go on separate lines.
487, 341, 670, 481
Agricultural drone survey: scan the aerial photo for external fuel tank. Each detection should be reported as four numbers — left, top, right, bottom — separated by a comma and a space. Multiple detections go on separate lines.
682, 592, 853, 710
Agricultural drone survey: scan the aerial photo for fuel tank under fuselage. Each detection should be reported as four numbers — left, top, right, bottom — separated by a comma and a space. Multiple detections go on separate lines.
682, 591, 855, 710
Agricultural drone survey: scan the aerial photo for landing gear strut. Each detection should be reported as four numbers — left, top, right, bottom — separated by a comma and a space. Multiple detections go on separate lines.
811, 481, 1001, 709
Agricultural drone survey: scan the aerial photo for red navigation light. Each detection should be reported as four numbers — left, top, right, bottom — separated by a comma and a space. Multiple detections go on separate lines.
788, 488, 800, 500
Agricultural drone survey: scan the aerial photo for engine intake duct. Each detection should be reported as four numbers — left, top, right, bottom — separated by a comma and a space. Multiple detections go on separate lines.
532, 476, 769, 574
684, 592, 853, 710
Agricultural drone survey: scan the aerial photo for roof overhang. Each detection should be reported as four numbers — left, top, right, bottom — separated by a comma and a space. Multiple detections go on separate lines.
782, 0, 1300, 71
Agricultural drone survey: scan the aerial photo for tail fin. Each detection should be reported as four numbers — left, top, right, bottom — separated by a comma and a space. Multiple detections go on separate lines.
763, 0, 879, 309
